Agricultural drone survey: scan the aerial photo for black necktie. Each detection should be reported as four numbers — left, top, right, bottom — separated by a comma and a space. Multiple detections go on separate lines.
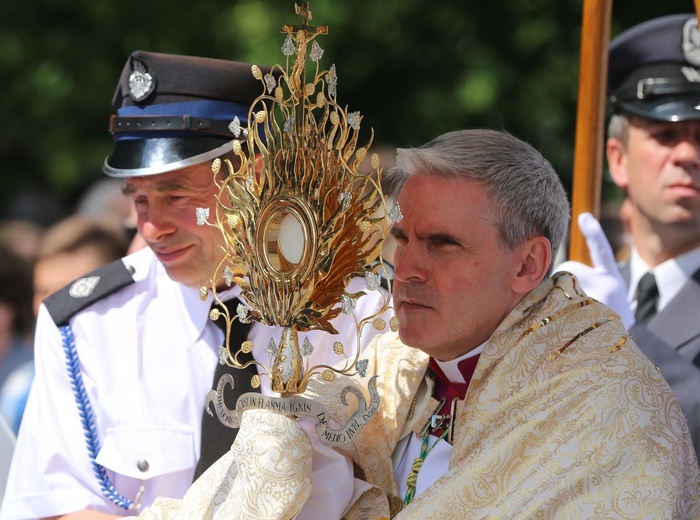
635, 272, 659, 324
193, 298, 257, 480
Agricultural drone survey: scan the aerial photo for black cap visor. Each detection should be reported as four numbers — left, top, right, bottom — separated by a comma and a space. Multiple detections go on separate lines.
615, 95, 700, 122
103, 136, 233, 178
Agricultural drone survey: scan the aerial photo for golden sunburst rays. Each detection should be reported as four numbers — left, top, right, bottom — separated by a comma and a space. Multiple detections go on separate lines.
204, 4, 394, 394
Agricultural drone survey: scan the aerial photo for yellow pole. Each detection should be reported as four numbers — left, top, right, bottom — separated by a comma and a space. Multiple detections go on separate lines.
568, 0, 612, 264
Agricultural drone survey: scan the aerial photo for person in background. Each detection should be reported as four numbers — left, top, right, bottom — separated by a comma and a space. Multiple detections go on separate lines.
557, 13, 700, 457
0, 246, 32, 503
1, 50, 390, 520
0, 215, 128, 435
0, 246, 33, 393
32, 215, 128, 316
0, 219, 44, 263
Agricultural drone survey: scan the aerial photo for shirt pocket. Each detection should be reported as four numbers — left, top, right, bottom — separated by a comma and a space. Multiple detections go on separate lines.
95, 425, 196, 480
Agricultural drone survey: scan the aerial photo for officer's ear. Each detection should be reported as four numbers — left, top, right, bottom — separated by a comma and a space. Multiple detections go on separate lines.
606, 137, 630, 190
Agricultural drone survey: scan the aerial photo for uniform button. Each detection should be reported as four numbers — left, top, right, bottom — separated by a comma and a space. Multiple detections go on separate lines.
137, 459, 150, 472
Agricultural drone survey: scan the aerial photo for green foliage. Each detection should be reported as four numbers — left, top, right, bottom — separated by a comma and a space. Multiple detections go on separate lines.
0, 0, 696, 222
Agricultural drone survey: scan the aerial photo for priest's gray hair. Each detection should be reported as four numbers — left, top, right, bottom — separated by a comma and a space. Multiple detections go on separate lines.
386, 129, 570, 274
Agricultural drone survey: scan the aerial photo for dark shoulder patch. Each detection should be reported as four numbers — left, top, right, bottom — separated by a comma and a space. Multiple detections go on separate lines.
44, 259, 136, 326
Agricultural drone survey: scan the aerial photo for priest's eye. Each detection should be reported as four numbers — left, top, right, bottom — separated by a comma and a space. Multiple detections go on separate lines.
428, 235, 461, 249
167, 195, 190, 205
390, 229, 407, 245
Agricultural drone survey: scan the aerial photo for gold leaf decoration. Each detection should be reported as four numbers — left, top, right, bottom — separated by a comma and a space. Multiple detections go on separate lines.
373, 318, 386, 331
390, 316, 399, 332
208, 4, 394, 395
211, 158, 221, 174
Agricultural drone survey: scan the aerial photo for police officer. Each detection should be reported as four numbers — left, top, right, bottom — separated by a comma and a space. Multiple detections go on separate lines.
607, 14, 700, 456
560, 14, 700, 456
0, 51, 390, 519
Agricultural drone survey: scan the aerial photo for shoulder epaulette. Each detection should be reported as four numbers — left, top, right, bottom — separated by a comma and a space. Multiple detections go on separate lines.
44, 258, 136, 327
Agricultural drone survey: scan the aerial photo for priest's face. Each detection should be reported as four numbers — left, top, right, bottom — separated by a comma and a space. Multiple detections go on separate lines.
391, 174, 524, 361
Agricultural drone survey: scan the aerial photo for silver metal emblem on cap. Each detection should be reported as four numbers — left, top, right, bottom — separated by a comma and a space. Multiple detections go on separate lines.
128, 59, 156, 102
69, 276, 101, 299
129, 70, 154, 101
682, 18, 700, 67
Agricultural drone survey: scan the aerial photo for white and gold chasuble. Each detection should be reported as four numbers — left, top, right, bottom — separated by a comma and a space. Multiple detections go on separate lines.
141, 273, 700, 519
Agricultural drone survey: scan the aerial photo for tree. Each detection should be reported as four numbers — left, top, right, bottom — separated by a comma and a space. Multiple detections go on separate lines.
0, 0, 694, 224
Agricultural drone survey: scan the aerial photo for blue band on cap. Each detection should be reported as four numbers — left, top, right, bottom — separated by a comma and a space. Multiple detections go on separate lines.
115, 100, 250, 140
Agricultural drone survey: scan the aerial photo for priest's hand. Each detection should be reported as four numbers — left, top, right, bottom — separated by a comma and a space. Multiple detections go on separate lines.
555, 212, 635, 329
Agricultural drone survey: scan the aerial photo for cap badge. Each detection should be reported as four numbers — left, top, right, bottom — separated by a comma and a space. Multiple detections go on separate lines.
69, 276, 101, 299
682, 18, 700, 67
128, 59, 156, 102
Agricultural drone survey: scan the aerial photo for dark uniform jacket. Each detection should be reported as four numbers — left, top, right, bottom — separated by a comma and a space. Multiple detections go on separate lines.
621, 263, 700, 457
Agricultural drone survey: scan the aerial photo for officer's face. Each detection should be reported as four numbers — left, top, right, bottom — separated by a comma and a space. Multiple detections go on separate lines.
124, 162, 225, 288
608, 117, 700, 252
390, 174, 536, 361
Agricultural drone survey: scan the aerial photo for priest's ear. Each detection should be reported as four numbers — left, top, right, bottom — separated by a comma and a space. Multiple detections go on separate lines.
511, 236, 551, 294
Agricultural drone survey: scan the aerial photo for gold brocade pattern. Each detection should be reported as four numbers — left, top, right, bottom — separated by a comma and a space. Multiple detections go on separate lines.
138, 409, 313, 519
138, 273, 700, 519
328, 273, 700, 519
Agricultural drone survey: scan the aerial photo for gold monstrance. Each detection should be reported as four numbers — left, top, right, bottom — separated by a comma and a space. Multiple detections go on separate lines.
199, 3, 398, 445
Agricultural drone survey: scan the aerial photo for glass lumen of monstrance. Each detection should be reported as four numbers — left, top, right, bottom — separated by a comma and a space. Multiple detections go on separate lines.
196, 4, 399, 446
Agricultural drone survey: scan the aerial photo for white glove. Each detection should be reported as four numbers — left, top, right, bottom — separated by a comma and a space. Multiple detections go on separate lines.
555, 212, 635, 329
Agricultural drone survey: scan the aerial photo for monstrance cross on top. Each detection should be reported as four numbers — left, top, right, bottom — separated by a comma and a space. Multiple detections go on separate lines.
282, 2, 328, 36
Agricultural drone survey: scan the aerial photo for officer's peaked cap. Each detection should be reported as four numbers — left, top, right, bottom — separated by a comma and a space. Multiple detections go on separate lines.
104, 50, 275, 178
608, 14, 700, 122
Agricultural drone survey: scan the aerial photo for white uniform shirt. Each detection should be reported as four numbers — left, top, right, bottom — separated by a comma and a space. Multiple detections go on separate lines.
1, 247, 390, 519
628, 245, 700, 314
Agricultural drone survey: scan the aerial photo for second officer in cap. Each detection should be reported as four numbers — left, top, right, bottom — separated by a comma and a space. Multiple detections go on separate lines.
565, 14, 700, 458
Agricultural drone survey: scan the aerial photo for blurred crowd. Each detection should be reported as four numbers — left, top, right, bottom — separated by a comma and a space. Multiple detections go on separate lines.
0, 178, 138, 435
